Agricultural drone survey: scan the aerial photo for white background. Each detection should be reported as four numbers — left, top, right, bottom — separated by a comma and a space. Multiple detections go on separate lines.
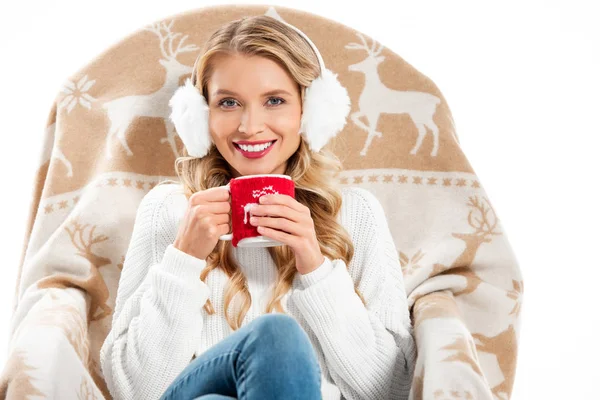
1, 1, 598, 398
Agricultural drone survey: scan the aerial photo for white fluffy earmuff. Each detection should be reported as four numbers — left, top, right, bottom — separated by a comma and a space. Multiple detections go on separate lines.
168, 17, 351, 158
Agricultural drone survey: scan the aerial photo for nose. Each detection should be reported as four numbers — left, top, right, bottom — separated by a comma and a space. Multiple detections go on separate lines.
238, 103, 266, 135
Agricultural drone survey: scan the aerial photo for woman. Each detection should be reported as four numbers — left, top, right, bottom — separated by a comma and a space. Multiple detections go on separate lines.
100, 15, 416, 400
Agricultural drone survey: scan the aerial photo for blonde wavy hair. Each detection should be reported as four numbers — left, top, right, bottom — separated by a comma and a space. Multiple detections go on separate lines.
161, 15, 364, 330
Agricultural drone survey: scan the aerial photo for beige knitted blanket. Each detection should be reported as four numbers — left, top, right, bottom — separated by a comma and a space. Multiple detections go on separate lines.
0, 5, 523, 400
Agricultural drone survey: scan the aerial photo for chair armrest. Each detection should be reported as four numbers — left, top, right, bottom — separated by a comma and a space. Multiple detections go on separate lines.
410, 291, 497, 399
1, 287, 107, 399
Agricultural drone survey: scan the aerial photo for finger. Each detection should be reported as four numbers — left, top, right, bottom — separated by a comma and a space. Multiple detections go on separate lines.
250, 204, 303, 223
196, 214, 230, 233
192, 202, 231, 215
257, 225, 296, 247
190, 186, 230, 205
251, 216, 304, 237
260, 194, 306, 214
201, 213, 230, 226
217, 223, 231, 236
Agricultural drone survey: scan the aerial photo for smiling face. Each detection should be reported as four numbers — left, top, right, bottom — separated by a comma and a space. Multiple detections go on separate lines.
206, 53, 303, 178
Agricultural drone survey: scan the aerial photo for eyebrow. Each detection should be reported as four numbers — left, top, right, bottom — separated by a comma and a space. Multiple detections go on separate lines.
213, 89, 293, 97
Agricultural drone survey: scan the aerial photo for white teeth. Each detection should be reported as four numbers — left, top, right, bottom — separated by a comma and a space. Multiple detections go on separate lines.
238, 141, 274, 152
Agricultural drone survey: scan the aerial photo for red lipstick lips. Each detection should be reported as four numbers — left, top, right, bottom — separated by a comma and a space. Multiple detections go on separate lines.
234, 139, 277, 159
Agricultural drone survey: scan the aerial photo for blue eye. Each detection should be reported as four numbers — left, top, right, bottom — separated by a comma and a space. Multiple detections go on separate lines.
218, 98, 238, 108
267, 97, 285, 106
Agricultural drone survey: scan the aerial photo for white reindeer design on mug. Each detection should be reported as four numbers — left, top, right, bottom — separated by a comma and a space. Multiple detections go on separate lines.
242, 185, 280, 224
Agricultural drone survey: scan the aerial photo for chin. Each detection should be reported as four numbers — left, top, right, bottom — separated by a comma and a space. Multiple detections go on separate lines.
231, 165, 272, 177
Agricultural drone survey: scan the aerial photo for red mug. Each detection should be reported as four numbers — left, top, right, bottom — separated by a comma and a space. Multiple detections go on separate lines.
218, 174, 295, 247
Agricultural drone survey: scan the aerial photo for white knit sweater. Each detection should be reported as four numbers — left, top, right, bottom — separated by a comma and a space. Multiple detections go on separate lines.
100, 182, 416, 400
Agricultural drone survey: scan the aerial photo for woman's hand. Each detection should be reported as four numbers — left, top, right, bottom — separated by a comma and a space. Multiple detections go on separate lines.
249, 194, 325, 275
173, 186, 231, 261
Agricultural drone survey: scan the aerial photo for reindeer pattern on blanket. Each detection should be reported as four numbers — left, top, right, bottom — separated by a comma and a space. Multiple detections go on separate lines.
1, 5, 522, 400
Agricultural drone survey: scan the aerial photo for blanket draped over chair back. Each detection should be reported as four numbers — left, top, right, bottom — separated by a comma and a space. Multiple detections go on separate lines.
0, 5, 522, 400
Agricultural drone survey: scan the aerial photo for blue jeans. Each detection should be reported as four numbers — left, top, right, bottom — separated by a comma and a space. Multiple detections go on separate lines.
159, 313, 322, 400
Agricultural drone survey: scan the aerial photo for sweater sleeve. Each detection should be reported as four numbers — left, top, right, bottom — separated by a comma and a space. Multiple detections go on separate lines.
100, 185, 211, 400
290, 187, 416, 400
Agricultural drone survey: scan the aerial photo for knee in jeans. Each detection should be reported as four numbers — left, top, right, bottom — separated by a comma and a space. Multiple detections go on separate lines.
247, 314, 321, 377
253, 313, 299, 334
251, 314, 310, 349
